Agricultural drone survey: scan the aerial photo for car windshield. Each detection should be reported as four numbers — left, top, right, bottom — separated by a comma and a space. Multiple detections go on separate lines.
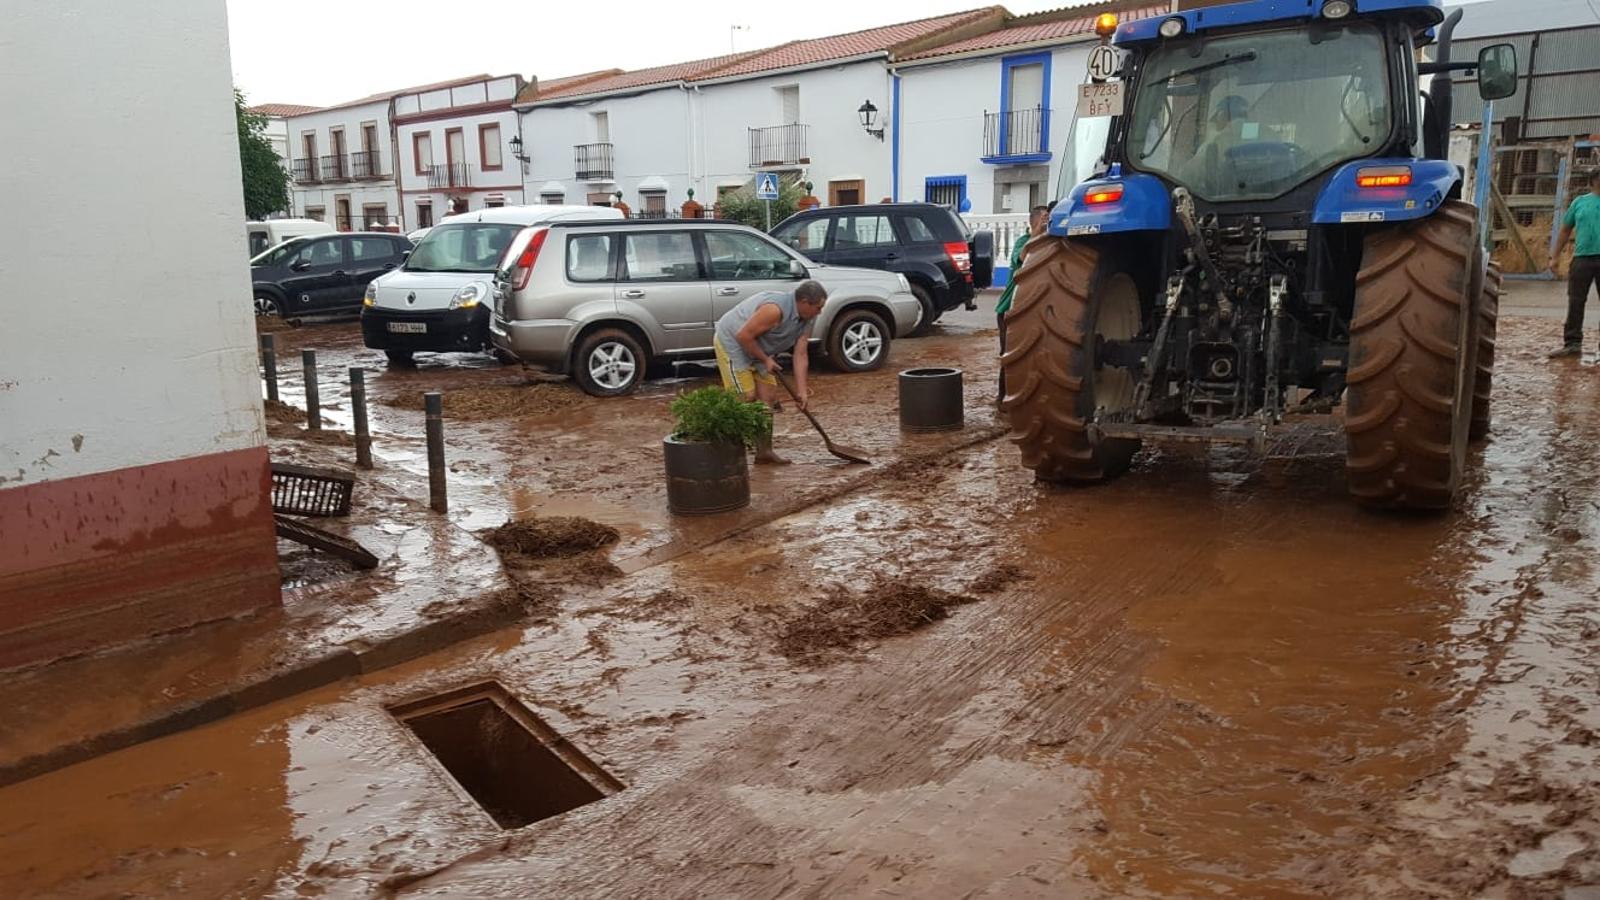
405, 223, 522, 273
1127, 22, 1391, 202
251, 238, 308, 267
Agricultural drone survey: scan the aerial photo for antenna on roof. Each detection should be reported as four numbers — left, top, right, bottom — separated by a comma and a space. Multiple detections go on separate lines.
730, 24, 750, 52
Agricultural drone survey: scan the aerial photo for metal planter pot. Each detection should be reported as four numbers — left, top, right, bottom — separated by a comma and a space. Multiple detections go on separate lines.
899, 367, 964, 433
663, 437, 750, 515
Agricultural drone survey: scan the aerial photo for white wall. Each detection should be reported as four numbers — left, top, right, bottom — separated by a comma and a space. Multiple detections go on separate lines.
284, 100, 400, 225
0, 0, 263, 486
898, 42, 1095, 214
396, 107, 525, 216
520, 88, 694, 207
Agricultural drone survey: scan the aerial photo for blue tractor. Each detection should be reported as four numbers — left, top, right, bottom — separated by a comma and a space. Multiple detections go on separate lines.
1003, 0, 1519, 509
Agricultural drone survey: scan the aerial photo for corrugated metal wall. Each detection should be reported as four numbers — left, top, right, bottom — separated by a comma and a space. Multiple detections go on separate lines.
1446, 24, 1600, 139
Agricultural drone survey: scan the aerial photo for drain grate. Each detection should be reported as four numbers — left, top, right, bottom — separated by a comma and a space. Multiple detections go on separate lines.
389, 682, 622, 829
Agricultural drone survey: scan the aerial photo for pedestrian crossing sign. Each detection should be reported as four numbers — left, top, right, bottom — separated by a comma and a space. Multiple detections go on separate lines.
756, 173, 780, 200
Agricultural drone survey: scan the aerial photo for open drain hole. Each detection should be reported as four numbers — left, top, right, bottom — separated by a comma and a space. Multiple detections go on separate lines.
389, 681, 622, 829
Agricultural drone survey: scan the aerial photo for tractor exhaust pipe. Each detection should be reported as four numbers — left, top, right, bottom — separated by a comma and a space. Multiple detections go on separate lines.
1430, 9, 1464, 153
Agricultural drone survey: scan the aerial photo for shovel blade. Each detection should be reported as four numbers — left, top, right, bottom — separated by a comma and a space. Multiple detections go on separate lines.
826, 441, 872, 465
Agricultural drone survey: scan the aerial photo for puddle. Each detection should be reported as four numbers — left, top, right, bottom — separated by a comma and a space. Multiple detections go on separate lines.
389, 682, 621, 829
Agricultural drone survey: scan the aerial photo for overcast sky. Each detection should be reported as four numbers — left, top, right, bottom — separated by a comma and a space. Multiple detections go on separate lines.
225, 0, 1070, 107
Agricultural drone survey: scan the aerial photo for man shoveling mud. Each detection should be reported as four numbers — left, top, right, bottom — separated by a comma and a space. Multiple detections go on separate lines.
713, 280, 828, 464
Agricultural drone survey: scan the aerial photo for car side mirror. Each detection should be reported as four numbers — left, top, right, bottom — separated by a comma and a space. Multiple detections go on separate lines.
401, 250, 410, 263
289, 259, 311, 272
788, 258, 808, 279
1477, 43, 1517, 101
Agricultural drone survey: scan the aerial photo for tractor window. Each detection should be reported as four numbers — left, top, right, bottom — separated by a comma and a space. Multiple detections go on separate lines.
1127, 23, 1391, 202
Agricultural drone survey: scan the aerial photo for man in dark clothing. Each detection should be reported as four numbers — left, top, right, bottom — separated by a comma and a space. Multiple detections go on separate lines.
1550, 169, 1600, 358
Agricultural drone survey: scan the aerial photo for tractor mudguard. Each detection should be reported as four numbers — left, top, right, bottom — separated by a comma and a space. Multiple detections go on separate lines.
1048, 173, 1172, 238
1310, 158, 1461, 225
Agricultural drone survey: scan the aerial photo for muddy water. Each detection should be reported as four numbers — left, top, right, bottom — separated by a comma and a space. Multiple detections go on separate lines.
4, 311, 1597, 896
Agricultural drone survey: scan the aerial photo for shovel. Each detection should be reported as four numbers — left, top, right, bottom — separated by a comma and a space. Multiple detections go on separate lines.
775, 373, 871, 465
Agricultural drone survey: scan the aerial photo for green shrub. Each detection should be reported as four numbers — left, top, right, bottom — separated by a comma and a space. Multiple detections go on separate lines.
670, 387, 772, 447
716, 178, 806, 232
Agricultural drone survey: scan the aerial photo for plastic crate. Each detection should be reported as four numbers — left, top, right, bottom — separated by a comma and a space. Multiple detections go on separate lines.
270, 462, 354, 517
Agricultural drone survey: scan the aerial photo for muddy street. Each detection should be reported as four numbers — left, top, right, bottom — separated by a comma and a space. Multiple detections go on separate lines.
3, 296, 1599, 897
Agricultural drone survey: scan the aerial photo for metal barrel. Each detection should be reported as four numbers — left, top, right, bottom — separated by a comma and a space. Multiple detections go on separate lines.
350, 367, 372, 469
898, 367, 964, 433
301, 349, 320, 430
425, 392, 446, 513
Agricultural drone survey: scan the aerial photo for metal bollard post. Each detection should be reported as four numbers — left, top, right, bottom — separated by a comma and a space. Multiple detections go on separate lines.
301, 349, 320, 431
259, 334, 279, 402
350, 367, 373, 469
425, 392, 447, 513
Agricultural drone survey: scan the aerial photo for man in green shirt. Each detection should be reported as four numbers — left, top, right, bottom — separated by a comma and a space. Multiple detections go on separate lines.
996, 204, 1050, 403
1550, 169, 1600, 358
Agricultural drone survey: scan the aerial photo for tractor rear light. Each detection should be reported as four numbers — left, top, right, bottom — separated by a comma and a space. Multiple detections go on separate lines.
943, 241, 973, 282
1322, 0, 1353, 18
1355, 166, 1412, 188
508, 227, 549, 290
1085, 184, 1125, 204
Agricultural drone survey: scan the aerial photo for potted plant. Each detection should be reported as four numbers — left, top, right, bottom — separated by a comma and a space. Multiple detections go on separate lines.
663, 387, 771, 515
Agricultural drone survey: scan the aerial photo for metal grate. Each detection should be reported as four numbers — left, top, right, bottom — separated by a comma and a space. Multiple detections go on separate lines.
270, 462, 354, 517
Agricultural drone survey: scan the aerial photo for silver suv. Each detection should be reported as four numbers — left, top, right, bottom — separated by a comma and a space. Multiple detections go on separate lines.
489, 220, 921, 395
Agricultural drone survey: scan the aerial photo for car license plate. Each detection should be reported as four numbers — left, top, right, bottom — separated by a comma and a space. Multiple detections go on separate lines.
1076, 82, 1124, 117
387, 322, 426, 334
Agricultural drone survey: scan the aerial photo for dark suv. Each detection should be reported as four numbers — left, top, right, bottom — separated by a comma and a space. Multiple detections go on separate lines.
250, 232, 412, 317
770, 203, 993, 335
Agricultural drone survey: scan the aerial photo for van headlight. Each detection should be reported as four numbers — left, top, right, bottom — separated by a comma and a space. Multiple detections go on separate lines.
450, 282, 486, 310
363, 282, 377, 307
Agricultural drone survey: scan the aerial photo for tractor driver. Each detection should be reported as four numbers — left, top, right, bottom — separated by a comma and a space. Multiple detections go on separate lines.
1180, 94, 1251, 189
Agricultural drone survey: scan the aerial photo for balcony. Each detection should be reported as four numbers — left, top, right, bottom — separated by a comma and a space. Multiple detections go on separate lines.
748, 124, 808, 169
320, 153, 348, 182
292, 158, 320, 184
426, 163, 471, 189
350, 149, 383, 180
574, 143, 614, 181
981, 107, 1051, 164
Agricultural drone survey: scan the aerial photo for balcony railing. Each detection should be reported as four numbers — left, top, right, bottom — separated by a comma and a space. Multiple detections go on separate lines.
426, 163, 471, 189
574, 143, 614, 181
292, 158, 319, 184
320, 153, 348, 181
748, 124, 808, 168
350, 149, 383, 180
982, 107, 1050, 161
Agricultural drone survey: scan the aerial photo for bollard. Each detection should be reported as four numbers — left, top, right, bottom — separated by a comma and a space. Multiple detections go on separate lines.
425, 392, 447, 513
260, 334, 279, 402
350, 367, 373, 469
301, 349, 320, 431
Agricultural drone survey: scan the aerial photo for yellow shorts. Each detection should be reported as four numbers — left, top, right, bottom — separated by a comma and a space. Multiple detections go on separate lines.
713, 336, 775, 397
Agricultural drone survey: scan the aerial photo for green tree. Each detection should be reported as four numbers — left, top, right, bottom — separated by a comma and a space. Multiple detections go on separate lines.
236, 89, 289, 220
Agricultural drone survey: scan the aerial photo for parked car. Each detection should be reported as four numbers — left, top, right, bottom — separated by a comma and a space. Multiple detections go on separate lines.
250, 232, 411, 318
490, 219, 920, 396
246, 217, 333, 257
770, 202, 994, 336
362, 205, 624, 366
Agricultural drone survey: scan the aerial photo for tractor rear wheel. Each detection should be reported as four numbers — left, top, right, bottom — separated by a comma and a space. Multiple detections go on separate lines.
1470, 262, 1501, 441
1001, 237, 1142, 482
1344, 201, 1480, 510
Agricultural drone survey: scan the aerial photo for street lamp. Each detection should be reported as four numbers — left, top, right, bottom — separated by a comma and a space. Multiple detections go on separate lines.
857, 100, 884, 141
508, 133, 530, 164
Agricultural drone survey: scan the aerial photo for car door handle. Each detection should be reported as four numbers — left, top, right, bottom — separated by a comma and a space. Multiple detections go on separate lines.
716, 287, 740, 296
333, 270, 347, 276
622, 289, 645, 299
883, 253, 898, 261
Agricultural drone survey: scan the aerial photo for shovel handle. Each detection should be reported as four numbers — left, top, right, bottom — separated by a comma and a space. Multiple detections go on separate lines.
775, 373, 827, 435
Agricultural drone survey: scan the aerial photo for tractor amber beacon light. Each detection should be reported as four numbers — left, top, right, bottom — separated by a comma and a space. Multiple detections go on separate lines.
1095, 12, 1118, 36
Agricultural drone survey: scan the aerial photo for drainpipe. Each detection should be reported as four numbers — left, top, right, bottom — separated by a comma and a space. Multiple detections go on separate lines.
387, 97, 404, 228
889, 67, 902, 202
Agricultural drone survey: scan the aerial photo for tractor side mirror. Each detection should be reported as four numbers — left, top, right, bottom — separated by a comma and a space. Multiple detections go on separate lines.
1477, 43, 1518, 101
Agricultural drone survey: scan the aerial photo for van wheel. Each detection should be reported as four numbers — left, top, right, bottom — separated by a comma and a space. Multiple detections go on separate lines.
385, 350, 415, 368
254, 294, 281, 317
827, 309, 890, 373
574, 328, 645, 396
908, 285, 937, 337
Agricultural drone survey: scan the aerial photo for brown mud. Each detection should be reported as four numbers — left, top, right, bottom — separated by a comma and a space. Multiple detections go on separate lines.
383, 382, 587, 420
773, 580, 980, 663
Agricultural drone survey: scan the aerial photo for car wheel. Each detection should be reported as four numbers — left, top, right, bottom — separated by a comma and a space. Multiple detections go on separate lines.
827, 309, 890, 373
574, 328, 645, 396
254, 294, 281, 317
908, 285, 937, 338
385, 350, 415, 368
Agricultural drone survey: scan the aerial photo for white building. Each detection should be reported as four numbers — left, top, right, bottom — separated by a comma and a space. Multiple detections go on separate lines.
1, 0, 280, 668
247, 102, 320, 167
392, 74, 527, 229
283, 74, 491, 230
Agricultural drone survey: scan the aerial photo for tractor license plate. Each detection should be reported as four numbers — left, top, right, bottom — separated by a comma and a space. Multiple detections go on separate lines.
1076, 82, 1124, 118
387, 322, 426, 334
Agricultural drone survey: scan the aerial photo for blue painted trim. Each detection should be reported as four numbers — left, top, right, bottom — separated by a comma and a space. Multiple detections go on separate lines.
1115, 0, 1443, 45
891, 74, 902, 203
1309, 158, 1459, 225
924, 175, 968, 208
1048, 172, 1172, 237
980, 152, 1054, 166
999, 51, 1052, 158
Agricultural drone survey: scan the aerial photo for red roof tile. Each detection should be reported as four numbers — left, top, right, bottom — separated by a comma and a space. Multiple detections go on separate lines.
530, 52, 769, 102
900, 4, 1170, 60
247, 103, 321, 117
699, 7, 1005, 79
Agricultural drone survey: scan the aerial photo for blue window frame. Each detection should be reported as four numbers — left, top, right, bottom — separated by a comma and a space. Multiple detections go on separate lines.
924, 175, 967, 209
984, 51, 1053, 165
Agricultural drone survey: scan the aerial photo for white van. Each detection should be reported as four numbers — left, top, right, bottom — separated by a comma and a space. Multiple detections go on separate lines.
360, 204, 624, 366
246, 218, 334, 256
